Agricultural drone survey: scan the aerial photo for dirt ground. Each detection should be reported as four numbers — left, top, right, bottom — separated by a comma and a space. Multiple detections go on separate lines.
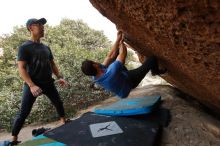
0, 85, 220, 146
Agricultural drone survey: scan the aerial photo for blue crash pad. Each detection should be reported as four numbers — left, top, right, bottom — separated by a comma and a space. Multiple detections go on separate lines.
94, 95, 161, 116
0, 141, 10, 146
19, 134, 66, 146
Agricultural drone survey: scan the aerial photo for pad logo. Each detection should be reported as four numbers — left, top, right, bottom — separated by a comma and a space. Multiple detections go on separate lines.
89, 121, 123, 138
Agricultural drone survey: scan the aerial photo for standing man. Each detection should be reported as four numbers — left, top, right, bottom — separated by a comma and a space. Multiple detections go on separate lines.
81, 30, 166, 99
11, 18, 67, 144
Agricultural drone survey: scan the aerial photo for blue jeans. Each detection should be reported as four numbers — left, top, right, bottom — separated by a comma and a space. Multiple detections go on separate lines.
12, 82, 65, 136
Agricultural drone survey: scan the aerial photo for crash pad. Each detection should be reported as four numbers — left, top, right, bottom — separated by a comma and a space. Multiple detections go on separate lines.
19, 135, 66, 146
0, 141, 10, 146
94, 95, 161, 116
44, 112, 161, 146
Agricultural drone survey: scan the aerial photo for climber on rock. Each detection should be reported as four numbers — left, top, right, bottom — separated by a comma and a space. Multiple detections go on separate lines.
81, 30, 166, 98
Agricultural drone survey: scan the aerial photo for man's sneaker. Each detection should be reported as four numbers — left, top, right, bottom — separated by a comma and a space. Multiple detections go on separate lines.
32, 127, 51, 137
8, 140, 21, 146
65, 119, 72, 124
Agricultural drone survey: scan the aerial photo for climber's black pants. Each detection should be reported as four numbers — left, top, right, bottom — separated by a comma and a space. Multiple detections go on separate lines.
12, 82, 65, 136
128, 56, 160, 89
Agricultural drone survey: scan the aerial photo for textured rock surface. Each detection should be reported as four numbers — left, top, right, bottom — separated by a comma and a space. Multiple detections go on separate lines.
90, 0, 220, 111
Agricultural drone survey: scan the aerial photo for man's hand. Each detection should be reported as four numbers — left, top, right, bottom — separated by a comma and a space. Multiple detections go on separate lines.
116, 41, 127, 64
30, 85, 42, 97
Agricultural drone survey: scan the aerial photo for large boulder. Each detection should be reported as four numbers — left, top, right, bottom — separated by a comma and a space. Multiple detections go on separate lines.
90, 0, 220, 111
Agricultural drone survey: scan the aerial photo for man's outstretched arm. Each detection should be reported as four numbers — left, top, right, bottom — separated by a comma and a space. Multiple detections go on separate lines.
50, 60, 63, 79
102, 31, 123, 67
116, 41, 127, 65
51, 60, 68, 87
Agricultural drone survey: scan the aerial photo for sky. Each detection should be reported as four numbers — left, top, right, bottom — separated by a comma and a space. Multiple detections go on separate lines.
0, 0, 117, 41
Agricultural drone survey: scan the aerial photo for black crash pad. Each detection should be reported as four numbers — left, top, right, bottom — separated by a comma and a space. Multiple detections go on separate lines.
44, 108, 170, 146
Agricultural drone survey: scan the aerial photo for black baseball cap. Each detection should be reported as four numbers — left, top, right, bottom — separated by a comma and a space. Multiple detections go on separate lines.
26, 18, 47, 30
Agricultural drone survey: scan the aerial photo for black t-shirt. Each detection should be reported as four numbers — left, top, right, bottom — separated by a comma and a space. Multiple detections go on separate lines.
17, 40, 54, 84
